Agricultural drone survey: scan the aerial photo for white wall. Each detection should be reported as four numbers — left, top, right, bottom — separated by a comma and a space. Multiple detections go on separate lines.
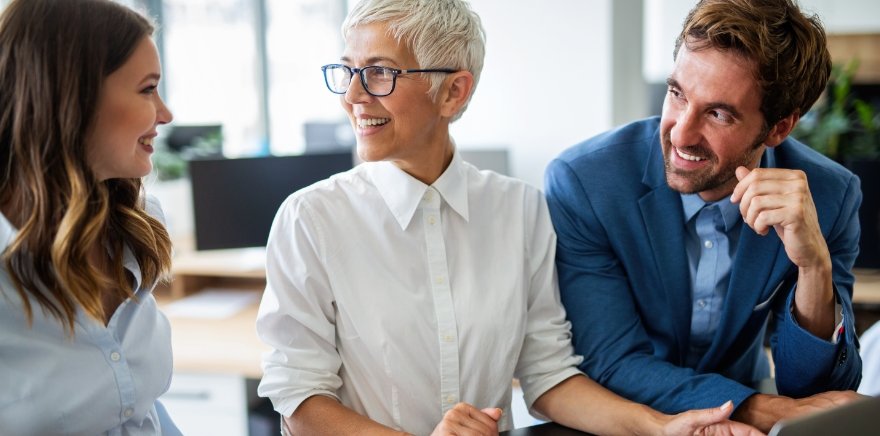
452, 0, 613, 189
644, 0, 880, 83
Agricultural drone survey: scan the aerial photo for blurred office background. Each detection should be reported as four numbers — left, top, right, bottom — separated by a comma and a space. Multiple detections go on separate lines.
1, 1, 877, 434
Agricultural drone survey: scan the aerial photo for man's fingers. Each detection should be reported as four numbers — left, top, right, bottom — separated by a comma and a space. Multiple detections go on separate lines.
731, 166, 753, 203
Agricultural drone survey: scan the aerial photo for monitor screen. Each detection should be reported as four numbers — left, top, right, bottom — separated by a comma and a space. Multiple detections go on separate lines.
188, 152, 354, 250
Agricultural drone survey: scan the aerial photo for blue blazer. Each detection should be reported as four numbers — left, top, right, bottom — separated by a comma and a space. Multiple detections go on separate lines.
545, 117, 862, 413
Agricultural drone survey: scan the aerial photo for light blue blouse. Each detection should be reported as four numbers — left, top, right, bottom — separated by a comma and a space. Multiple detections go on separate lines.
0, 197, 180, 436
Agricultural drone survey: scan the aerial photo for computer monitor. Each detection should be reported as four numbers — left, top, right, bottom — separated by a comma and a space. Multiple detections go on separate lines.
188, 152, 354, 251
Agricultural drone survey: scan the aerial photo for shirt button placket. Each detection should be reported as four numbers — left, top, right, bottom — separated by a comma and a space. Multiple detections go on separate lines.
422, 187, 460, 414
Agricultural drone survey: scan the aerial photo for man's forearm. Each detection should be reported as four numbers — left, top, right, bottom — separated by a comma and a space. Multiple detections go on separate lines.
793, 260, 835, 339
731, 393, 791, 433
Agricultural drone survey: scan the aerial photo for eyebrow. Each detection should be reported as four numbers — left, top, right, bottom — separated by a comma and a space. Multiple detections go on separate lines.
339, 56, 401, 67
666, 77, 743, 119
141, 72, 161, 83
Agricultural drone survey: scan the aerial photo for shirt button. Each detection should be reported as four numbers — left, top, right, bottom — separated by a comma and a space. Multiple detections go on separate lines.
425, 191, 434, 201
110, 352, 121, 362
704, 240, 714, 249
123, 408, 134, 417
442, 334, 454, 342
697, 299, 707, 308
435, 276, 444, 285
428, 216, 436, 225
445, 395, 456, 404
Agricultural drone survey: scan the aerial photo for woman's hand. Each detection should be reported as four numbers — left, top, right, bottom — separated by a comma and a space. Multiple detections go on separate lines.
430, 403, 503, 436
661, 401, 765, 436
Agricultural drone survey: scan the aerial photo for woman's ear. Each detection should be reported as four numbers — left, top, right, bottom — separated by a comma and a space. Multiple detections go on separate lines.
438, 71, 474, 118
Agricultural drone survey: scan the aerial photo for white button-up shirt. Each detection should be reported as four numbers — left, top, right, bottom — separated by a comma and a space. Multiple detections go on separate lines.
0, 197, 180, 436
257, 152, 582, 434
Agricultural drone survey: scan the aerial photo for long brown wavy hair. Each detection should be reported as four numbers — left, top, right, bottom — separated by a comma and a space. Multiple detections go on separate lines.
0, 0, 173, 333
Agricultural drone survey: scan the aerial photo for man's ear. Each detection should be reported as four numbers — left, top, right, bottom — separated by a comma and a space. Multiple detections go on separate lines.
438, 71, 474, 119
764, 112, 801, 148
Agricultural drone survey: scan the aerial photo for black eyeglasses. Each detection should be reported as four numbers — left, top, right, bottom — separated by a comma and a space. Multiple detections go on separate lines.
321, 64, 457, 97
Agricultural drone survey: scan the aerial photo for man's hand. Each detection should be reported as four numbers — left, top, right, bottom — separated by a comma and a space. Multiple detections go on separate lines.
732, 391, 865, 432
731, 167, 828, 268
731, 166, 835, 338
661, 401, 764, 436
430, 403, 502, 436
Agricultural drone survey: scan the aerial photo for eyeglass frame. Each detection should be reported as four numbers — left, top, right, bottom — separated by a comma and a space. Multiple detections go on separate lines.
321, 64, 458, 97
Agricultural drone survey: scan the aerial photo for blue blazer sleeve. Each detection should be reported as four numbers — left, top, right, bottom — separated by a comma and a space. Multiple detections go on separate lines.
545, 158, 755, 413
771, 172, 862, 396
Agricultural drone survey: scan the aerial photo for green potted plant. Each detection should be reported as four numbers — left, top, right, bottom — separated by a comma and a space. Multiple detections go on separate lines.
792, 59, 880, 268
792, 59, 880, 161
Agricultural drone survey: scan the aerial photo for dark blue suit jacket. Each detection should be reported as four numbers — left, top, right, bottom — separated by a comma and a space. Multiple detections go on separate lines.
545, 117, 862, 413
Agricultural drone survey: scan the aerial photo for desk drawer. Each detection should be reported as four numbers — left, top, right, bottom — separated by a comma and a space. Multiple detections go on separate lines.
161, 372, 248, 435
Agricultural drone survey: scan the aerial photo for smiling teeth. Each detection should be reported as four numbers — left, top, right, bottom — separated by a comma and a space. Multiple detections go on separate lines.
358, 118, 389, 128
139, 137, 153, 146
676, 148, 705, 161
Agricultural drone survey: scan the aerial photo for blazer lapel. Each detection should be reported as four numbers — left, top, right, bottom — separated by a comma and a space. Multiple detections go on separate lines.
639, 135, 692, 362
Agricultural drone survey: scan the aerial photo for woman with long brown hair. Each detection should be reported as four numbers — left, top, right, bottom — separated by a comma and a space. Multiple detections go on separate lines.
0, 0, 179, 434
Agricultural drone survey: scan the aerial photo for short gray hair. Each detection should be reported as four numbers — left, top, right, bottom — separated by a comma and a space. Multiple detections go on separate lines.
343, 0, 486, 121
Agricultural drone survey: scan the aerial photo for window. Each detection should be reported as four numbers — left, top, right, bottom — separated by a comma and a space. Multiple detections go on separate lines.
265, 0, 347, 155
133, 0, 346, 157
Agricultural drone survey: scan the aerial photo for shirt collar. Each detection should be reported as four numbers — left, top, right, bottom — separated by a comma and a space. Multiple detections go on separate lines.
0, 211, 17, 252
680, 193, 740, 232
123, 243, 143, 292
368, 149, 470, 230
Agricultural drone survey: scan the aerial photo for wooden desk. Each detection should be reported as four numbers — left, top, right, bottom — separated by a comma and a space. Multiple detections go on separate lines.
166, 248, 267, 299
854, 268, 880, 303
853, 268, 880, 334
156, 292, 268, 379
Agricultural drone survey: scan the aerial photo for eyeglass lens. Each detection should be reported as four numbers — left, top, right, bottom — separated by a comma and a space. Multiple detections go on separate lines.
325, 65, 396, 96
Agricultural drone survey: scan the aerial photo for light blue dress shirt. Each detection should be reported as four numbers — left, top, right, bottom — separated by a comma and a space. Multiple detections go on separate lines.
681, 193, 743, 367
0, 197, 181, 436
681, 192, 845, 369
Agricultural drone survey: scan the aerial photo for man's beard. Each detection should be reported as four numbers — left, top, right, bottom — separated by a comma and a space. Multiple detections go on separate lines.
661, 129, 767, 195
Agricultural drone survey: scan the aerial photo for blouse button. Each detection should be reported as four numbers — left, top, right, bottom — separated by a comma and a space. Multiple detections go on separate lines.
110, 352, 121, 362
